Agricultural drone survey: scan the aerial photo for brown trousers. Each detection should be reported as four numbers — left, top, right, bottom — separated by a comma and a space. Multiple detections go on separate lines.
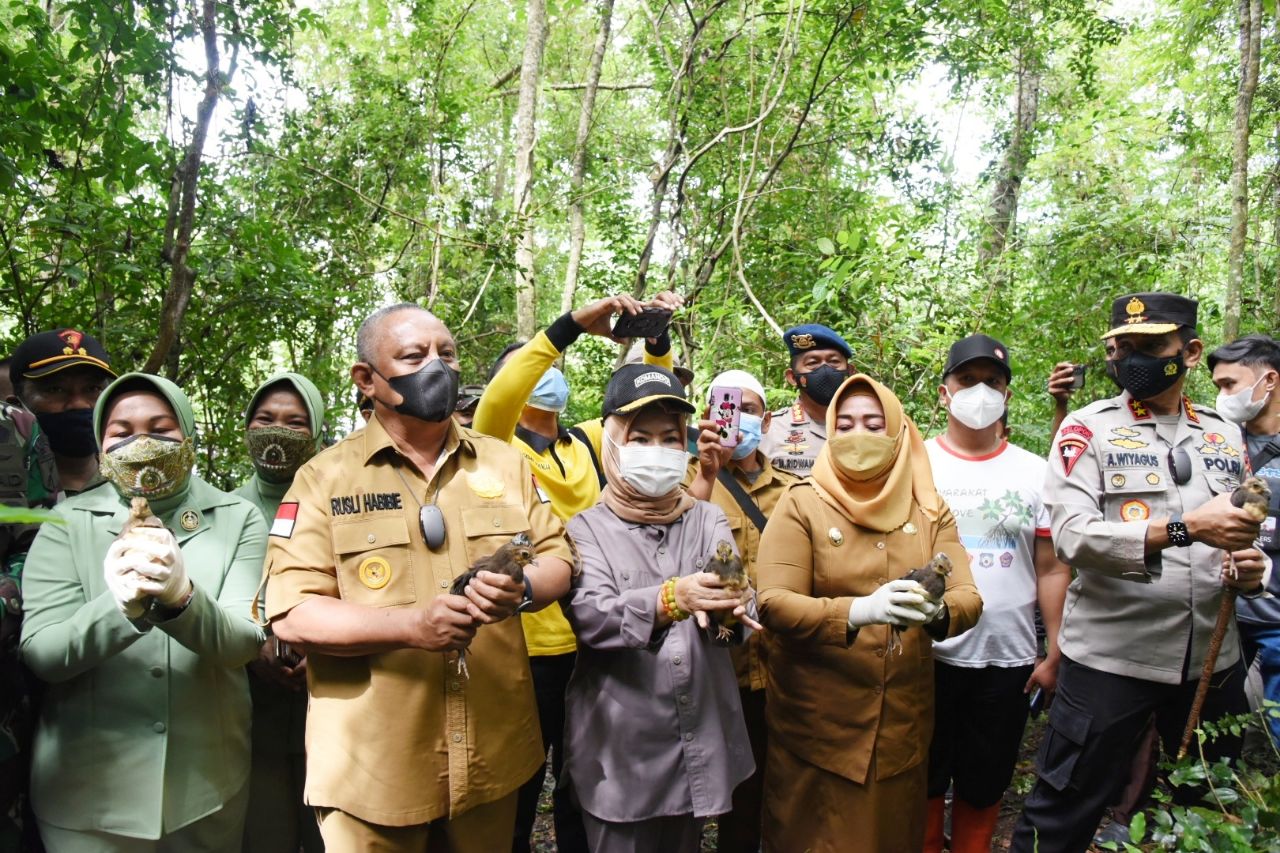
762, 739, 926, 853
316, 792, 517, 853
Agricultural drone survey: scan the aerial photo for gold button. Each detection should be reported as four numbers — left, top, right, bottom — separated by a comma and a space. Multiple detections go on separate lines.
450, 681, 460, 691
368, 534, 376, 543
873, 685, 883, 695
875, 647, 885, 658
451, 733, 462, 743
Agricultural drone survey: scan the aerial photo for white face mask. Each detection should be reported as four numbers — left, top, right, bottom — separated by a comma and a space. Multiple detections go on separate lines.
1216, 374, 1271, 424
946, 383, 1007, 431
616, 443, 688, 498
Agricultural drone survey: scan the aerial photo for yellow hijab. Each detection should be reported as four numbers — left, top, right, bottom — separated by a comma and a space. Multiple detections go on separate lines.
810, 374, 945, 533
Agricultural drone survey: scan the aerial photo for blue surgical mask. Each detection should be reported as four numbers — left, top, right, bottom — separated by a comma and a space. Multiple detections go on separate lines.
731, 412, 764, 460
529, 367, 570, 413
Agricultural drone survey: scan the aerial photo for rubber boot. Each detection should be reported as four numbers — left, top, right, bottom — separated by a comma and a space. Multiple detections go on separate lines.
950, 799, 1001, 853
923, 796, 947, 853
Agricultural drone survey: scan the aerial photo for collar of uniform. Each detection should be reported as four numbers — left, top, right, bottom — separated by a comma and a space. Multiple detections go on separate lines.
78, 476, 242, 535
731, 452, 774, 492
361, 411, 475, 466
1118, 390, 1204, 430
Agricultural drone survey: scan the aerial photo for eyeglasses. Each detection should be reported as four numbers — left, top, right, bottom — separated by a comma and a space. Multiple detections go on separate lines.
1169, 446, 1191, 485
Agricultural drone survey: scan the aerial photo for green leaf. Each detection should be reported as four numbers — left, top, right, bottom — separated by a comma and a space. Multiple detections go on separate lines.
816, 237, 835, 256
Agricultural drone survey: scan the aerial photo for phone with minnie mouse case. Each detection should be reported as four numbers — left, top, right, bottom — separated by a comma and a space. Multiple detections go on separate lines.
710, 386, 743, 448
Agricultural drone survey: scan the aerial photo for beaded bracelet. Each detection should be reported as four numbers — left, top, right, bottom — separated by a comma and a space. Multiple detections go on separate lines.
661, 577, 690, 621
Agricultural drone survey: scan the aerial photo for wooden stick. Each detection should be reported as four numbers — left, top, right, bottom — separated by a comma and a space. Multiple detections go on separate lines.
1178, 587, 1238, 759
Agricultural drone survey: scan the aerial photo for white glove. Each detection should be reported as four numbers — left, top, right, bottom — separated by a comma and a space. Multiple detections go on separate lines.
103, 538, 151, 620
123, 527, 191, 608
904, 582, 945, 622
848, 579, 929, 629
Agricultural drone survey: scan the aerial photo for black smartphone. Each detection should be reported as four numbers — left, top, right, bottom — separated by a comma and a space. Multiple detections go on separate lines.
1029, 686, 1046, 717
1070, 363, 1087, 390
611, 307, 672, 339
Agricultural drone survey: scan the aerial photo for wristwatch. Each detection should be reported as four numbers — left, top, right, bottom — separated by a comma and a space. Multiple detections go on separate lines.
1166, 514, 1192, 548
516, 575, 535, 613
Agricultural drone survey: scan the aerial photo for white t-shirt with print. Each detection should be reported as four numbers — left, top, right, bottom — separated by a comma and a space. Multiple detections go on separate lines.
926, 437, 1052, 668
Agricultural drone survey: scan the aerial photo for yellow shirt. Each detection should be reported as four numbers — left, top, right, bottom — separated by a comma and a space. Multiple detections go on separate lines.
684, 454, 798, 690
472, 328, 674, 656
264, 415, 574, 824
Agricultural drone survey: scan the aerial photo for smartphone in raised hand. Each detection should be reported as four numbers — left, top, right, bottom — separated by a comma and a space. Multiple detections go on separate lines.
710, 386, 743, 448
611, 307, 672, 339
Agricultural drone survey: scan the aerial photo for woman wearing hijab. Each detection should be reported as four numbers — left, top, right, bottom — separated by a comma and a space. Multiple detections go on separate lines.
756, 374, 982, 853
235, 373, 326, 853
562, 364, 759, 853
19, 373, 267, 852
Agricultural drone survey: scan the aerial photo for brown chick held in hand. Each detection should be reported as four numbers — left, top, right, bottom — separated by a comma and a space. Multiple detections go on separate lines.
889, 552, 952, 654
704, 540, 747, 645
1232, 476, 1271, 523
448, 532, 536, 677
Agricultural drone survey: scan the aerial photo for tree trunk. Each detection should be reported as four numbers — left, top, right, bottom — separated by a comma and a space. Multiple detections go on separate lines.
1225, 0, 1262, 341
144, 0, 228, 376
977, 49, 1040, 268
512, 0, 548, 341
560, 0, 615, 317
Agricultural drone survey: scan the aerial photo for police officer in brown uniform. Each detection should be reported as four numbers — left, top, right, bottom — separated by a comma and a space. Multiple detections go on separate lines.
264, 304, 576, 852
1011, 293, 1267, 852
760, 325, 853, 477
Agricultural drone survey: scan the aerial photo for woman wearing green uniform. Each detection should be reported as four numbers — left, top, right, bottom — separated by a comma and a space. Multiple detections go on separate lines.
19, 373, 267, 852
234, 372, 325, 853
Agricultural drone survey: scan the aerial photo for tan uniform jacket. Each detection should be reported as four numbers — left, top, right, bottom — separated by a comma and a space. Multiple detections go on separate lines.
756, 482, 981, 784
264, 415, 575, 826
760, 401, 825, 477
685, 455, 798, 690
1046, 392, 1245, 683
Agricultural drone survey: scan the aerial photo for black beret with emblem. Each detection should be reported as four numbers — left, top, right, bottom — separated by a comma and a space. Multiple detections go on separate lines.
1101, 292, 1198, 340
782, 324, 852, 359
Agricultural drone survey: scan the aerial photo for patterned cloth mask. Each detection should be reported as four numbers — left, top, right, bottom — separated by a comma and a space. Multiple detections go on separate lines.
99, 434, 196, 499
245, 426, 316, 483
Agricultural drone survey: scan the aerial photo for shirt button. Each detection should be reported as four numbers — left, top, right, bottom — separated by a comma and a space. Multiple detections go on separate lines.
873, 685, 883, 695
673, 655, 683, 665
440, 580, 449, 588
153, 722, 166, 733
621, 572, 630, 580
451, 733, 463, 743
658, 546, 667, 555
149, 666, 164, 678
876, 542, 885, 550
493, 518, 502, 528
367, 534, 376, 543
679, 695, 690, 705
450, 681, 460, 691
684, 732, 694, 742
875, 647, 885, 658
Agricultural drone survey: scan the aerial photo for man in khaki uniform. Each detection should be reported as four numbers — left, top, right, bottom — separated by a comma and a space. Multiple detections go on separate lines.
759, 324, 853, 477
265, 304, 576, 852
1011, 293, 1267, 853
686, 369, 797, 853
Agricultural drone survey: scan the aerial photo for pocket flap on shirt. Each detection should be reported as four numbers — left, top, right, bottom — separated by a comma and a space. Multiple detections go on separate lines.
331, 516, 411, 555
460, 504, 530, 538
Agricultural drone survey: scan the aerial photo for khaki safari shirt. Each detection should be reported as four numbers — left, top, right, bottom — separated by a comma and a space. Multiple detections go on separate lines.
684, 454, 798, 690
264, 415, 575, 826
1047, 392, 1246, 684
760, 400, 826, 477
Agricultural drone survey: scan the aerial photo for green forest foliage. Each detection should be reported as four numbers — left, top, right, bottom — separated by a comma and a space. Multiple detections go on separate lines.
1, 0, 1278, 488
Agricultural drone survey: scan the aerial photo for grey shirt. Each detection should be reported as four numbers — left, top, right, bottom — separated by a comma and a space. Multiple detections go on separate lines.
1045, 391, 1245, 684
1238, 431, 1280, 624
563, 500, 755, 822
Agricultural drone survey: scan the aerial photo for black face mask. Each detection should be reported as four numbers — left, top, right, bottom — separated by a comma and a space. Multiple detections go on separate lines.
796, 364, 849, 407
35, 408, 98, 456
372, 359, 460, 423
1112, 350, 1186, 401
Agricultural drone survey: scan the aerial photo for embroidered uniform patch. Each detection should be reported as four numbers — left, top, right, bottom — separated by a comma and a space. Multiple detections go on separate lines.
1058, 438, 1088, 476
1120, 499, 1150, 521
271, 502, 299, 538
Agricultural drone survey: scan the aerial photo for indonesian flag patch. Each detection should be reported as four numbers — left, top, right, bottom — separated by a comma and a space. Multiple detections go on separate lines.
1057, 438, 1088, 476
271, 502, 299, 538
